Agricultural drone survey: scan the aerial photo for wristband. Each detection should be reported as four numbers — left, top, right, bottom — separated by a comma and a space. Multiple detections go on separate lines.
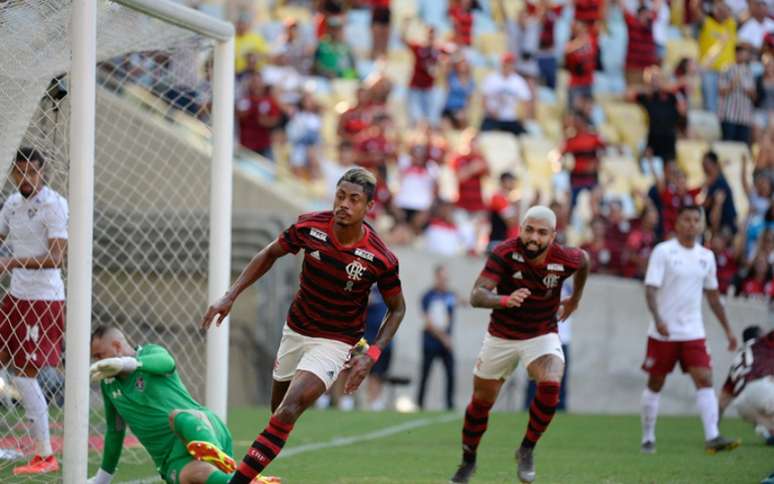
366, 345, 382, 363
499, 295, 510, 308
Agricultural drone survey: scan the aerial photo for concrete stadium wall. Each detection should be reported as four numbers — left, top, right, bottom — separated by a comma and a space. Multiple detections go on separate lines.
387, 248, 771, 416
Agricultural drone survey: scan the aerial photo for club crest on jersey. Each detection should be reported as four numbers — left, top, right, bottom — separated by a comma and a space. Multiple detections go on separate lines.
135, 376, 145, 392
513, 271, 523, 279
27, 208, 37, 219
512, 252, 524, 262
309, 228, 328, 242
346, 260, 366, 281
354, 248, 375, 262
543, 273, 560, 288
547, 263, 564, 271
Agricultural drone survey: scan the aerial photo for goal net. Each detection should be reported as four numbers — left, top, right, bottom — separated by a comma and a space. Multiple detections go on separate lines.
0, 0, 229, 478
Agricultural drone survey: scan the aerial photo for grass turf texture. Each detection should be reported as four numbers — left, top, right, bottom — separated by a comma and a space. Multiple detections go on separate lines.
1, 408, 770, 483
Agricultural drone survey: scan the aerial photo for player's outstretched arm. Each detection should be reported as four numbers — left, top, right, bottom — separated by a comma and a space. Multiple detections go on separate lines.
137, 345, 175, 375
89, 387, 126, 484
559, 250, 590, 321
344, 292, 406, 394
470, 276, 530, 309
704, 289, 738, 351
200, 238, 289, 329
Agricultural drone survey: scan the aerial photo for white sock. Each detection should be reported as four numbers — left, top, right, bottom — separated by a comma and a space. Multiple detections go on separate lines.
696, 387, 720, 441
13, 376, 52, 456
641, 388, 660, 443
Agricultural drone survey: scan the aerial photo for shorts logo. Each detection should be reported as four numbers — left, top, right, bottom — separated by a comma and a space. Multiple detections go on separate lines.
512, 253, 524, 262
513, 271, 523, 279
327, 370, 335, 378
547, 263, 564, 271
354, 248, 375, 261
644, 357, 654, 369
135, 376, 145, 392
543, 273, 560, 288
310, 228, 328, 241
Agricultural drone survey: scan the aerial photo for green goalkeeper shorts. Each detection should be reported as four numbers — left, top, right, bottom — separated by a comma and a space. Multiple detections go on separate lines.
159, 409, 234, 484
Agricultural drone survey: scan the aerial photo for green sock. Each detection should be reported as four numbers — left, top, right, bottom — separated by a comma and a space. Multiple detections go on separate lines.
206, 470, 232, 484
172, 411, 220, 446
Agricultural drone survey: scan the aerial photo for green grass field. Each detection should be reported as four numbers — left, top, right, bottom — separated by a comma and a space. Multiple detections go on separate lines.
2, 408, 772, 483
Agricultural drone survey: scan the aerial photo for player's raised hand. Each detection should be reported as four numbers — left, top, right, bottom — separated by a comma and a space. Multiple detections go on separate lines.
506, 288, 531, 308
558, 297, 579, 321
200, 294, 234, 330
343, 354, 373, 394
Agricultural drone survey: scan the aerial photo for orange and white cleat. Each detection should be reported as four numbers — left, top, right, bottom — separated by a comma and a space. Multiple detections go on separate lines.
12, 454, 60, 475
186, 441, 237, 473
252, 475, 282, 484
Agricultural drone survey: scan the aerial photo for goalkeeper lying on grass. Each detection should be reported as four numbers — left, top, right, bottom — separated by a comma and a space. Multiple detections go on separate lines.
88, 325, 279, 484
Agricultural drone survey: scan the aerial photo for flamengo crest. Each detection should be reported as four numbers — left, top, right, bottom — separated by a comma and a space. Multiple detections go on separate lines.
543, 273, 560, 288
346, 260, 366, 281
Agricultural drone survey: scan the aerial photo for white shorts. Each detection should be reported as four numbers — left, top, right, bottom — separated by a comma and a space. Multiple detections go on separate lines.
736, 376, 774, 426
272, 323, 353, 390
473, 332, 565, 381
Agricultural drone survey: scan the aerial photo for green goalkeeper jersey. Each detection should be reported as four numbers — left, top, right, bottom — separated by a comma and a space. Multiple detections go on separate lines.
100, 344, 207, 472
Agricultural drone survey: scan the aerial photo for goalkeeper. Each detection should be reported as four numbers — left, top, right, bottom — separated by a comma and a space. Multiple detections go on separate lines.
88, 325, 277, 484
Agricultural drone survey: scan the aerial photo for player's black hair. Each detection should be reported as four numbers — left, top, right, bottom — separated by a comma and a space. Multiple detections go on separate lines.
677, 204, 702, 216
337, 167, 376, 201
91, 324, 118, 342
742, 325, 762, 343
15, 147, 44, 168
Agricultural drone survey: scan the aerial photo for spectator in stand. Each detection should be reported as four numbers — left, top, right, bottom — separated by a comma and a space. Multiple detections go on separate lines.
338, 86, 371, 144
562, 112, 605, 210
601, 198, 632, 273
737, 0, 774, 54
425, 124, 450, 166
746, 205, 774, 263
742, 154, 773, 222
236, 72, 281, 159
272, 18, 316, 76
529, 0, 565, 89
696, 0, 737, 113
628, 66, 686, 164
674, 57, 699, 135
582, 217, 620, 275
313, 16, 358, 79
322, 141, 358, 198
758, 122, 774, 171
355, 112, 396, 180
314, 1, 345, 39
233, 12, 269, 76
738, 254, 774, 299
565, 21, 597, 110
708, 229, 741, 295
480, 53, 532, 136
393, 143, 439, 235
703, 150, 739, 235
574, 0, 607, 27
369, 0, 392, 59
442, 55, 476, 130
402, 21, 441, 127
417, 265, 461, 410
653, 162, 701, 237
424, 200, 469, 256
452, 129, 489, 214
619, 0, 662, 86
754, 56, 774, 141
286, 91, 322, 179
449, 0, 479, 48
622, 205, 659, 279
719, 46, 757, 145
488, 172, 520, 251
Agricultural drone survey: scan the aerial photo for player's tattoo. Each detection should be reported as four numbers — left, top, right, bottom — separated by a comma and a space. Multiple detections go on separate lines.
470, 276, 502, 309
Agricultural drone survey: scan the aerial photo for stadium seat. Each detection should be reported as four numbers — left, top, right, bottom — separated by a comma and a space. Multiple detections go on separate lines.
676, 139, 709, 187
520, 135, 559, 197
474, 32, 508, 59
664, 38, 698, 73
478, 131, 523, 177
689, 110, 721, 142
602, 102, 647, 154
273, 4, 312, 24
330, 79, 359, 106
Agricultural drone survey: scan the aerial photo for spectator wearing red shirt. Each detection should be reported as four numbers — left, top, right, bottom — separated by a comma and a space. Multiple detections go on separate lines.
402, 22, 440, 126
452, 130, 489, 213
338, 86, 371, 143
236, 72, 282, 159
622, 205, 659, 279
449, 0, 478, 47
565, 21, 597, 110
562, 113, 605, 209
425, 200, 469, 256
488, 172, 520, 250
354, 113, 396, 179
658, 167, 701, 237
582, 217, 621, 275
370, 0, 391, 59
620, 0, 661, 86
739, 255, 774, 299
574, 0, 606, 25
602, 199, 632, 274
708, 229, 741, 296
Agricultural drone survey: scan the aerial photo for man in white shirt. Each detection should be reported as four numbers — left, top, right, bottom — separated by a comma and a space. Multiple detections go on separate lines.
640, 205, 739, 454
0, 148, 68, 475
737, 0, 774, 52
480, 52, 533, 137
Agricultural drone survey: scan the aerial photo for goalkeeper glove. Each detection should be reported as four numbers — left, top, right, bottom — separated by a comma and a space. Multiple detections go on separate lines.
86, 469, 113, 484
90, 357, 139, 382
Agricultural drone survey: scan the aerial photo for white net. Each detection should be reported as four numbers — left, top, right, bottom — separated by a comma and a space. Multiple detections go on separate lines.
0, 0, 217, 479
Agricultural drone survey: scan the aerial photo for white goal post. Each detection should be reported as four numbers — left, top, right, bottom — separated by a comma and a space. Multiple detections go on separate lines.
60, 1, 234, 482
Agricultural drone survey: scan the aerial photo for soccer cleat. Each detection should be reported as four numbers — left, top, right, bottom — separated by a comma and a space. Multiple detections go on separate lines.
640, 441, 656, 454
516, 446, 536, 483
12, 454, 59, 475
186, 440, 237, 473
761, 471, 774, 484
251, 475, 282, 483
449, 460, 476, 483
704, 435, 741, 454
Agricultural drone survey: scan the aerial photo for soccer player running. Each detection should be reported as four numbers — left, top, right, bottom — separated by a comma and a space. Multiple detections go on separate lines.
0, 148, 68, 475
640, 205, 739, 454
200, 168, 405, 483
450, 206, 589, 484
88, 326, 273, 484
718, 325, 774, 446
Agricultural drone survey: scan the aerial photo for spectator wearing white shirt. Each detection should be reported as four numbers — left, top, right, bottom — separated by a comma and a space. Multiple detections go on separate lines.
0, 149, 68, 475
286, 92, 322, 179
480, 53, 533, 136
394, 144, 439, 234
424, 200, 469, 256
738, 0, 774, 52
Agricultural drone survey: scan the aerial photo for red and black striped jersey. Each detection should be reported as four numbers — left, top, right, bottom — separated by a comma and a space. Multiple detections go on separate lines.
479, 239, 584, 340
722, 331, 774, 397
277, 211, 401, 345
